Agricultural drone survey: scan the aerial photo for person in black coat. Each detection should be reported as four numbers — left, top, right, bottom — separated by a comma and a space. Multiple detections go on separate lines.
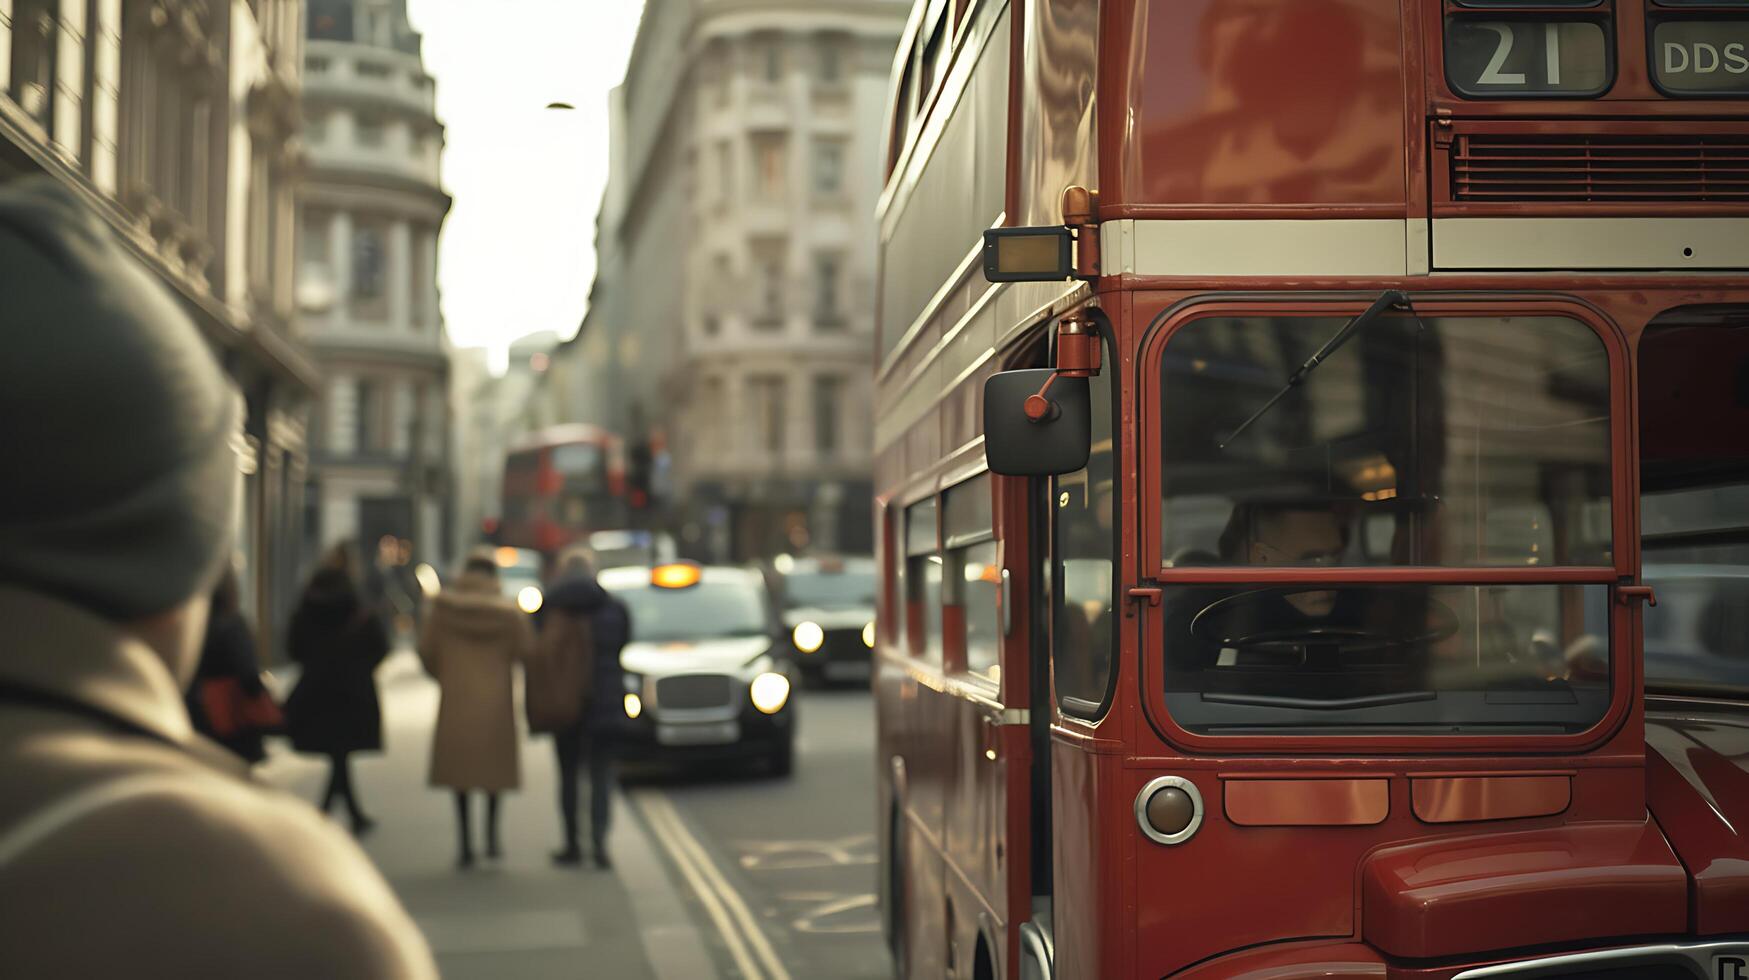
284, 543, 390, 835
537, 550, 631, 869
186, 568, 270, 764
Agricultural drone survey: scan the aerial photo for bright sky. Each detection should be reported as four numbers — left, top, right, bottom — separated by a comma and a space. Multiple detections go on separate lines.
405, 0, 647, 373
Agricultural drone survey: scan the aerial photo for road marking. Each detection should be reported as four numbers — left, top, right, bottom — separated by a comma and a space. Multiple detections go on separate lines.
736, 834, 876, 871
632, 790, 793, 980
789, 893, 879, 935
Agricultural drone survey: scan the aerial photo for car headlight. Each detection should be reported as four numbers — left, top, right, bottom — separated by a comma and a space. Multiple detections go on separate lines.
517, 586, 544, 614
749, 672, 791, 715
792, 621, 824, 654
862, 621, 875, 648
623, 693, 642, 719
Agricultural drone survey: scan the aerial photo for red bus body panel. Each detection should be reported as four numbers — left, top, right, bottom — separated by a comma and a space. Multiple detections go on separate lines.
872, 0, 1749, 977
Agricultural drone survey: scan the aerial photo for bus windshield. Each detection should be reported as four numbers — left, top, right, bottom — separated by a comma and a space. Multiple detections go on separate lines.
1157, 313, 1615, 734
1640, 310, 1749, 698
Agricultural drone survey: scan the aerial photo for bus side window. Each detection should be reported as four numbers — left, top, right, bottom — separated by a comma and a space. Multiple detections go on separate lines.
1054, 347, 1115, 717
906, 496, 942, 665
944, 473, 999, 684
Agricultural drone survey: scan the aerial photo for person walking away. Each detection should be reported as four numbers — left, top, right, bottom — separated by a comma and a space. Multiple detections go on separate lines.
186, 566, 278, 764
284, 544, 391, 834
420, 548, 534, 867
527, 549, 631, 868
0, 178, 435, 978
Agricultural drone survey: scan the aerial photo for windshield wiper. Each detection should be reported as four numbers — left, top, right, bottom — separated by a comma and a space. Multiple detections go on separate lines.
1219, 290, 1411, 450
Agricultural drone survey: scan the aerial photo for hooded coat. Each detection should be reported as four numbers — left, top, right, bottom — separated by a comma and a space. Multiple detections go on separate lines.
419, 572, 534, 791
284, 570, 390, 756
528, 574, 631, 735
0, 587, 437, 979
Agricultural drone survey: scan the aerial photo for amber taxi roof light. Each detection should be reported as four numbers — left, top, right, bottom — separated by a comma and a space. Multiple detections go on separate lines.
651, 562, 703, 589
494, 546, 520, 568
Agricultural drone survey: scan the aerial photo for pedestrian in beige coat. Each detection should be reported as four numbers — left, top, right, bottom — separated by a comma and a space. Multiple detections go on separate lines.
0, 179, 435, 979
418, 550, 534, 867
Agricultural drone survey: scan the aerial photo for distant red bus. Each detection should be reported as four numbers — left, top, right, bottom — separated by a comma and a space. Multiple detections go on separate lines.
872, 2, 1749, 979
498, 425, 628, 555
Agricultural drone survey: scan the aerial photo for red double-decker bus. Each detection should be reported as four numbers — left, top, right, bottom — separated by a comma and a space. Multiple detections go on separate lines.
872, 2, 1749, 978
498, 424, 628, 555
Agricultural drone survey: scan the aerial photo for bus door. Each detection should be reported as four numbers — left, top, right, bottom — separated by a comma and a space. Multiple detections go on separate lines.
1037, 338, 1118, 979
939, 471, 1016, 976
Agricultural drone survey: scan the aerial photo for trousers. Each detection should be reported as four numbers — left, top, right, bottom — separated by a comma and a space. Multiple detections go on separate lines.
554, 723, 615, 850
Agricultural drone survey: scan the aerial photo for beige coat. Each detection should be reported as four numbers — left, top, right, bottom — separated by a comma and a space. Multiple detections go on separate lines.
0, 587, 436, 980
419, 573, 534, 791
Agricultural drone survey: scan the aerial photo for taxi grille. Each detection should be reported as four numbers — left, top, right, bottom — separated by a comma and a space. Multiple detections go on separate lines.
1451, 132, 1749, 203
820, 628, 867, 662
655, 674, 733, 710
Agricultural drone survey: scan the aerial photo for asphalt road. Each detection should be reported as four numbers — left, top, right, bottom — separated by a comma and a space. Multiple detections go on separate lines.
626, 685, 892, 980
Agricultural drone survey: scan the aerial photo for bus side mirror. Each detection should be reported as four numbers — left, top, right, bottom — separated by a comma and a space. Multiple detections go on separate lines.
984, 369, 1092, 476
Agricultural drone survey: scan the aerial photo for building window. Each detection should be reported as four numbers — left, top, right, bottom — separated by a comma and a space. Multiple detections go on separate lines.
762, 39, 784, 82
308, 0, 355, 41
354, 378, 380, 454
753, 133, 786, 200
305, 112, 328, 143
713, 140, 732, 203
409, 229, 430, 327
813, 252, 843, 329
811, 139, 844, 195
355, 114, 386, 147
302, 208, 333, 265
752, 240, 785, 329
351, 222, 387, 319
813, 375, 843, 456
8, 1, 57, 128
305, 56, 331, 74
355, 60, 391, 79
749, 375, 787, 456
817, 41, 843, 84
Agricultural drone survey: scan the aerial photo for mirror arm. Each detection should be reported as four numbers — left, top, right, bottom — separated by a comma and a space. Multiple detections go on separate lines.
1023, 312, 1101, 424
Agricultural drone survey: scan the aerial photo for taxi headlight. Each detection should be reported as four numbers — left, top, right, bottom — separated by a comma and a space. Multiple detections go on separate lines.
623, 693, 642, 719
793, 621, 824, 654
749, 672, 791, 715
517, 586, 544, 614
862, 621, 875, 649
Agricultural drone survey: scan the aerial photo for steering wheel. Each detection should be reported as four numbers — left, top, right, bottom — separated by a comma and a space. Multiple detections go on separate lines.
1189, 586, 1459, 658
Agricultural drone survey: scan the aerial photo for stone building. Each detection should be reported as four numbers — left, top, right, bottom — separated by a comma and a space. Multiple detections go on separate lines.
575, 0, 907, 561
0, 0, 311, 648
295, 0, 450, 567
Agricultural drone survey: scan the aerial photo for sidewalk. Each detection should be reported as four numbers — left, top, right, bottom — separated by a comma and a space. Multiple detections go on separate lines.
259, 652, 708, 980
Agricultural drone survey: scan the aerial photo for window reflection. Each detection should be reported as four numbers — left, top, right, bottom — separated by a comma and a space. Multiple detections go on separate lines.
1160, 315, 1612, 568
1162, 583, 1610, 734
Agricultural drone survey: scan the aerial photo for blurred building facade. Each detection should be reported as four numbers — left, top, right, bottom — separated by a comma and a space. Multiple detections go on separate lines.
0, 0, 311, 648
572, 0, 906, 562
294, 0, 451, 572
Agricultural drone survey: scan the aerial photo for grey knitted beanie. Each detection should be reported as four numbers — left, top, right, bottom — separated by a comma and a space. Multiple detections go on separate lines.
0, 178, 242, 621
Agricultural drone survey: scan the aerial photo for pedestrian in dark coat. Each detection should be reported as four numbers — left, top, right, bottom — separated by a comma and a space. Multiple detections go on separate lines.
529, 548, 630, 868
285, 544, 391, 835
187, 567, 271, 764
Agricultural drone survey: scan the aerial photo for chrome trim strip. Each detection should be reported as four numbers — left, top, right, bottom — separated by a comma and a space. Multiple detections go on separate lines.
1451, 939, 1749, 979
1134, 775, 1204, 846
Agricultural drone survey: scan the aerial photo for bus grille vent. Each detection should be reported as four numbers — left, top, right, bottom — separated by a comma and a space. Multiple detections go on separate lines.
1451, 133, 1749, 202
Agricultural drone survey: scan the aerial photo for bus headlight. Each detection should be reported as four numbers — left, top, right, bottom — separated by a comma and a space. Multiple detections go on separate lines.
517, 586, 544, 614
750, 672, 791, 714
624, 693, 642, 719
793, 621, 824, 654
862, 622, 875, 648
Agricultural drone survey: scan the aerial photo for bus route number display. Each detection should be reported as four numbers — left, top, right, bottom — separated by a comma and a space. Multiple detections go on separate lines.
1445, 19, 1612, 97
1651, 19, 1749, 95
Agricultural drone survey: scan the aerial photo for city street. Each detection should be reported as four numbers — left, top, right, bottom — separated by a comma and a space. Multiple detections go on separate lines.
261, 654, 887, 980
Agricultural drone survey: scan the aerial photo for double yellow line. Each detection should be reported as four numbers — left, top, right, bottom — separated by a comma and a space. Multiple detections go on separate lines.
631, 789, 793, 980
